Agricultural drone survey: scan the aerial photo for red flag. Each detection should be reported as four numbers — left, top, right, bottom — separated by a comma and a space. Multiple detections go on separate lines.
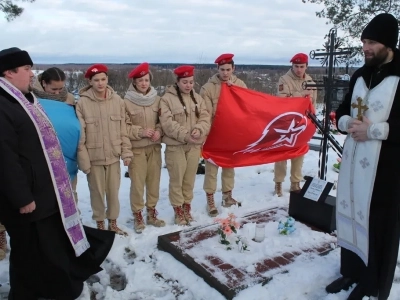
202, 84, 316, 168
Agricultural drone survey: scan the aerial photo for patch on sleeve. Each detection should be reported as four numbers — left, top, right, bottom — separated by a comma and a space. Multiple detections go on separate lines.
279, 84, 284, 91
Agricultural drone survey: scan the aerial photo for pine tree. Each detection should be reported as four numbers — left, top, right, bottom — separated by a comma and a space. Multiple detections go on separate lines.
302, 0, 399, 39
1, 0, 35, 21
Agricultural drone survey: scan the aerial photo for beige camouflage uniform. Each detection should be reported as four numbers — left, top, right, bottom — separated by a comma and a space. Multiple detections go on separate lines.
274, 69, 317, 196
200, 74, 247, 216
159, 85, 210, 225
76, 85, 133, 234
124, 84, 165, 233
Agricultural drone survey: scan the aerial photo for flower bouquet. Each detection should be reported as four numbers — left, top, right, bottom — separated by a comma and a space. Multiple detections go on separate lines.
215, 213, 249, 252
278, 217, 296, 235
333, 157, 341, 173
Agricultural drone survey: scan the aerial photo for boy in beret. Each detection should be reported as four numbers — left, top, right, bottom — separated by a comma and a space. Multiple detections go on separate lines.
0, 48, 114, 299
200, 53, 247, 217
326, 13, 400, 300
273, 52, 317, 197
76, 64, 133, 235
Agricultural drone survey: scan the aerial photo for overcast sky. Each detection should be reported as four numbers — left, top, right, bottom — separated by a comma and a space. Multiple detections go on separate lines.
1, 0, 348, 65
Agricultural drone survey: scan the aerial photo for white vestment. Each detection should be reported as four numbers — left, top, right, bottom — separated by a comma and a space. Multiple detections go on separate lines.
336, 76, 399, 265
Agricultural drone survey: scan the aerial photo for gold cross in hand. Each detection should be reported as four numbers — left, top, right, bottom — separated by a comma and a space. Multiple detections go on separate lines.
351, 97, 369, 121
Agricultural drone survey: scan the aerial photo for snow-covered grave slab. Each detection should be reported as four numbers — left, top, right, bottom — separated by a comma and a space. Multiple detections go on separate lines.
157, 207, 337, 299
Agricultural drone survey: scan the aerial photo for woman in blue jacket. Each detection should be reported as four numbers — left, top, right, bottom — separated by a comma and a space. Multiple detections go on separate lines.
32, 67, 81, 205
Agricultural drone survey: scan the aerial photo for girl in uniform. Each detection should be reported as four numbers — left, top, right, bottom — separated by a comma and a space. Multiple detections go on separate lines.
159, 65, 210, 225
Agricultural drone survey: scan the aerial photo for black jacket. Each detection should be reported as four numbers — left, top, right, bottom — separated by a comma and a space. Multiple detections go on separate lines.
0, 87, 58, 225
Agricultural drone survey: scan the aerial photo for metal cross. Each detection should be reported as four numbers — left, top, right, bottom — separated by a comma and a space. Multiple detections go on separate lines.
351, 97, 369, 121
305, 28, 354, 180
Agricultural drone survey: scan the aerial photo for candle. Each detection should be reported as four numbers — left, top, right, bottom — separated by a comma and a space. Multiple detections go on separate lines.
254, 224, 265, 242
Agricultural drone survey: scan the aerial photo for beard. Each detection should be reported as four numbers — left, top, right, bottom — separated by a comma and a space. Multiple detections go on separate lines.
364, 47, 389, 67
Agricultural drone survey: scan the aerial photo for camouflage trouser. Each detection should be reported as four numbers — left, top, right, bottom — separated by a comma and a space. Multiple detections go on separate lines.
203, 160, 235, 194
274, 155, 304, 183
128, 144, 162, 213
87, 162, 121, 221
165, 144, 200, 207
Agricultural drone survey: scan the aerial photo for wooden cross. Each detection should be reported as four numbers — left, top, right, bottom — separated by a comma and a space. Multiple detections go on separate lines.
351, 97, 369, 120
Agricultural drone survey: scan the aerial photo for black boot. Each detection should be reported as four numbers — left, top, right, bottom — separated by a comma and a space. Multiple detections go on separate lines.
196, 163, 205, 174
326, 276, 357, 294
347, 283, 366, 300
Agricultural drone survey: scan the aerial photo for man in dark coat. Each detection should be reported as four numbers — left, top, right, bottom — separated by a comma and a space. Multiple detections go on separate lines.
325, 13, 400, 300
0, 47, 115, 299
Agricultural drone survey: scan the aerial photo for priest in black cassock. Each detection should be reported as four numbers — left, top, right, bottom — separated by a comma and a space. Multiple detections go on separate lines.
0, 48, 116, 299
325, 13, 400, 300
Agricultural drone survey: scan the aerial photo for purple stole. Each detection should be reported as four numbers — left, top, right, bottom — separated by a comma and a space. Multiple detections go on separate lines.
0, 78, 89, 256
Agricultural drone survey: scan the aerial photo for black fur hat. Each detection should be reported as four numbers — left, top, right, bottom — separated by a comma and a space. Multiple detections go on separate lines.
361, 13, 399, 49
0, 47, 33, 74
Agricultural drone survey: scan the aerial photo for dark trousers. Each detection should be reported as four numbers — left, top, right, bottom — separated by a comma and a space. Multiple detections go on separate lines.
6, 213, 115, 300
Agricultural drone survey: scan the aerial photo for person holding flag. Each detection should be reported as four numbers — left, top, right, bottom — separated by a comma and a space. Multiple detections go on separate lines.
273, 53, 317, 197
200, 53, 247, 217
201, 77, 315, 191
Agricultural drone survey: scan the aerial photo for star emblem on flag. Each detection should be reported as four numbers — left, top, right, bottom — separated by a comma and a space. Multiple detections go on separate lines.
273, 119, 305, 147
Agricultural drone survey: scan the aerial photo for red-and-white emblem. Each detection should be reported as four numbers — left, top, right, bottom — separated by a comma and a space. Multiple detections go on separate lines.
235, 112, 308, 154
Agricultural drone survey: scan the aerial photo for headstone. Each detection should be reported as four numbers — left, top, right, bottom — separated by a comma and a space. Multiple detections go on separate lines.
288, 176, 336, 233
331, 77, 349, 111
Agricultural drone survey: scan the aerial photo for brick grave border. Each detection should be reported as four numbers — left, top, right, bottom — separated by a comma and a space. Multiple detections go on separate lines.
157, 207, 335, 300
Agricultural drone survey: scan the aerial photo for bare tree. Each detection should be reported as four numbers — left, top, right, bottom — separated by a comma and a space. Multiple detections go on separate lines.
1, 0, 35, 21
63, 70, 86, 94
107, 68, 131, 97
194, 68, 214, 93
150, 67, 176, 96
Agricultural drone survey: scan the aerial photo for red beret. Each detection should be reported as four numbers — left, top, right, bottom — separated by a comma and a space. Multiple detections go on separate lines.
174, 65, 195, 78
85, 64, 108, 79
128, 62, 149, 79
290, 53, 308, 64
214, 53, 234, 65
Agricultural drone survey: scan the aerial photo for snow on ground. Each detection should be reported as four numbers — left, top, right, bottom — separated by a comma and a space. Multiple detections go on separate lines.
1, 131, 400, 299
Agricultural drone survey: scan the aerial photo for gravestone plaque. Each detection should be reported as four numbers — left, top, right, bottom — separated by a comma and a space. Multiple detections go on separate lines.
289, 176, 336, 233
